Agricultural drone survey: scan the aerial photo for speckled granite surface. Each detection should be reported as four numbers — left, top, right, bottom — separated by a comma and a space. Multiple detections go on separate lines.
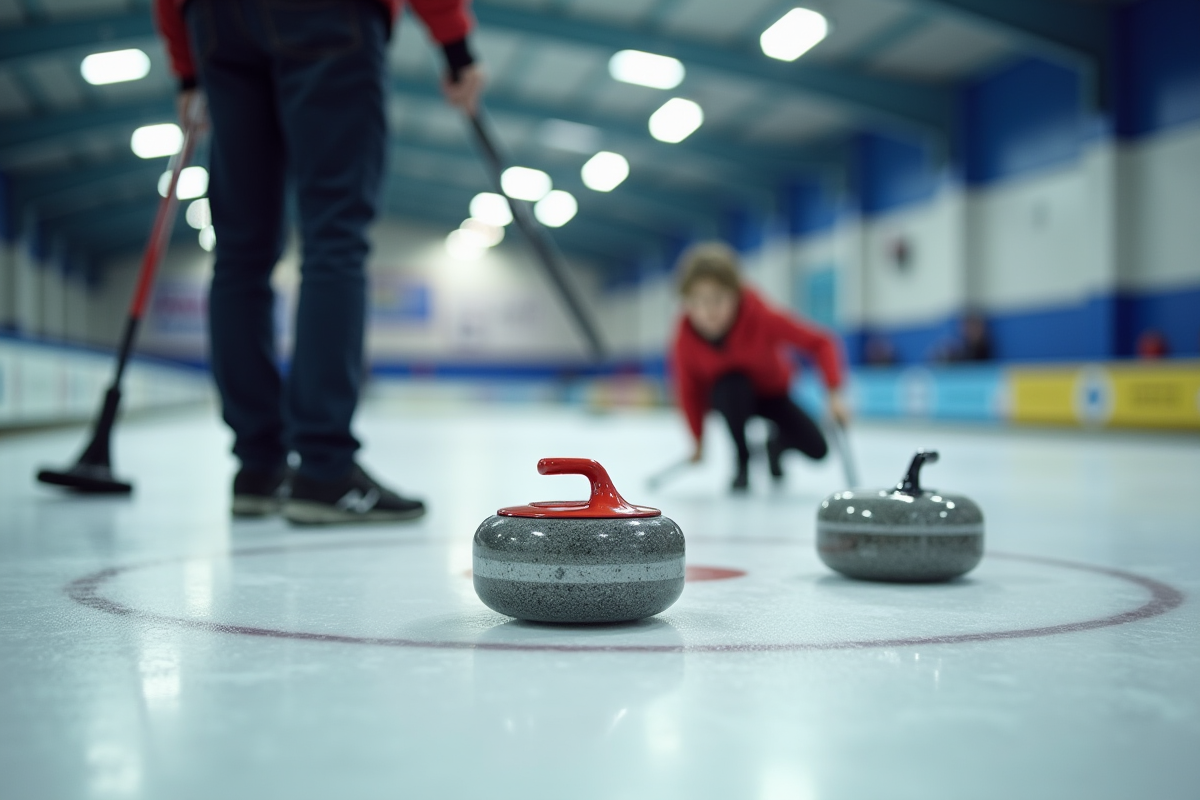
473, 515, 685, 623
817, 488, 984, 582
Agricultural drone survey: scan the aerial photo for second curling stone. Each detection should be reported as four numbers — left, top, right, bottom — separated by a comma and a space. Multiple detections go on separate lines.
817, 450, 984, 582
473, 458, 685, 623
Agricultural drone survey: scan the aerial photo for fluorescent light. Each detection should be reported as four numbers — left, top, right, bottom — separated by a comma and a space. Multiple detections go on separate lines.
581, 151, 629, 192
538, 119, 602, 154
469, 192, 513, 227
609, 50, 685, 90
158, 166, 208, 200
534, 190, 577, 228
131, 123, 183, 159
648, 98, 703, 143
501, 167, 552, 202
760, 8, 828, 62
445, 228, 488, 260
81, 48, 150, 85
461, 218, 504, 247
199, 225, 216, 252
185, 198, 211, 230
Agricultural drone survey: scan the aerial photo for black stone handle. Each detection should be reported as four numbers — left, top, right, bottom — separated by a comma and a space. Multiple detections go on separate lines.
896, 450, 939, 495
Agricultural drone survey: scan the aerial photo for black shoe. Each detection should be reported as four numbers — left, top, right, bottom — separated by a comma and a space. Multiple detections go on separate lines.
232, 465, 290, 518
767, 436, 785, 481
284, 464, 425, 526
731, 462, 750, 492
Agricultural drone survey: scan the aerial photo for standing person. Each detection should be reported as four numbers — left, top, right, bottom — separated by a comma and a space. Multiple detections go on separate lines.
153, 0, 484, 524
671, 242, 849, 491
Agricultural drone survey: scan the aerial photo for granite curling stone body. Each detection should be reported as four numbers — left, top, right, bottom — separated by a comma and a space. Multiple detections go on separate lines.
817, 450, 983, 582
473, 458, 685, 623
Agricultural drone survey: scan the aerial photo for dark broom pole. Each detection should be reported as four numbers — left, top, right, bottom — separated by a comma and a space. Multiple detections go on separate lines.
36, 99, 205, 494
466, 109, 607, 361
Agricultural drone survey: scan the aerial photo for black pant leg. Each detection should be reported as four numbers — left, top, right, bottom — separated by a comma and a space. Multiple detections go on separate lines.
187, 0, 289, 473
709, 372, 755, 467
756, 395, 829, 460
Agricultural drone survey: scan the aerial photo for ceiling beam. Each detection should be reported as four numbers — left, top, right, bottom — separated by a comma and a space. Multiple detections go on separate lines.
0, 9, 154, 63
0, 98, 174, 152
1, 4, 950, 138
472, 1, 954, 137
906, 0, 1109, 64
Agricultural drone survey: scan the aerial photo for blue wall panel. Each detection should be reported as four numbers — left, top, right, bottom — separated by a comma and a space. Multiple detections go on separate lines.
1116, 0, 1200, 138
963, 58, 1086, 185
854, 133, 940, 215
979, 297, 1116, 361
1117, 285, 1200, 357
787, 179, 839, 235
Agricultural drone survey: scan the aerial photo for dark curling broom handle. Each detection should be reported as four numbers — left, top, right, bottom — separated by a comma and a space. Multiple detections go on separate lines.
467, 111, 608, 361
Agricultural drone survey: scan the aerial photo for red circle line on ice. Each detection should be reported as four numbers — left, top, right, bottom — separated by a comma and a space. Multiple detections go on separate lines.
64, 537, 1185, 654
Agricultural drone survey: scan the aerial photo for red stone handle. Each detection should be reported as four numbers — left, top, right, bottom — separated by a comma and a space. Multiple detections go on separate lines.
497, 458, 661, 518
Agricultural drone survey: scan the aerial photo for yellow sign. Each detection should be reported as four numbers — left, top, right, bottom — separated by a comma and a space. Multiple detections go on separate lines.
1009, 362, 1200, 430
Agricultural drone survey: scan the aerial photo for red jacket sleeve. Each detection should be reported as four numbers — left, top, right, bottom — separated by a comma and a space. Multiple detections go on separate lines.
671, 331, 707, 443
408, 0, 474, 44
154, 0, 196, 85
768, 308, 845, 391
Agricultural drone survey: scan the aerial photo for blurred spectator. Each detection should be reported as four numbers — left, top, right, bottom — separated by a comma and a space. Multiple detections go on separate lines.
940, 311, 993, 363
864, 334, 896, 366
1137, 330, 1169, 359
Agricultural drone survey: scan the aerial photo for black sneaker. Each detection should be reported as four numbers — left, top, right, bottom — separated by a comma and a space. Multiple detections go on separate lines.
232, 465, 290, 518
284, 464, 425, 526
767, 435, 786, 481
731, 461, 750, 492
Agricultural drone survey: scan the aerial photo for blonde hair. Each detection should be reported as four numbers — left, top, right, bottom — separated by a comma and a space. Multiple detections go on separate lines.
676, 241, 741, 297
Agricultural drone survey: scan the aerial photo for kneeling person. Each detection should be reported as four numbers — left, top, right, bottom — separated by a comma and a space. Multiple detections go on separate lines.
671, 242, 848, 490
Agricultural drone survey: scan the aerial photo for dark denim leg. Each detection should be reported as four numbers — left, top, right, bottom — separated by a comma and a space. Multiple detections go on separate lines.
187, 0, 289, 473
710, 372, 756, 468
263, 0, 389, 480
756, 395, 829, 460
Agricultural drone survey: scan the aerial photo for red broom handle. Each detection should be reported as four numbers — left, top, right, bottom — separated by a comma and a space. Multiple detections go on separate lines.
128, 96, 205, 320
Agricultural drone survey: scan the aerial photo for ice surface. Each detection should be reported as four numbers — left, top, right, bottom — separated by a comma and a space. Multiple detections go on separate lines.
1, 398, 1198, 799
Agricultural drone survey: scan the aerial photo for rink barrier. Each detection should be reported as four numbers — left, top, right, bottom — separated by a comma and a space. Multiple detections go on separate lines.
800, 361, 1200, 431
0, 336, 211, 429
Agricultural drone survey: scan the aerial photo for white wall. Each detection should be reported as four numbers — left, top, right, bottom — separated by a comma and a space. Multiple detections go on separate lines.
862, 186, 967, 326
366, 220, 599, 364
967, 143, 1117, 313
1117, 121, 1200, 292
95, 218, 613, 366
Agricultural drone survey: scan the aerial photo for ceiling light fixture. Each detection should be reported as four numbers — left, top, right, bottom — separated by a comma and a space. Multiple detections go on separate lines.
534, 190, 577, 228
158, 166, 208, 200
81, 48, 151, 85
185, 198, 211, 230
608, 50, 685, 90
648, 98, 703, 144
445, 228, 489, 260
460, 218, 505, 247
581, 151, 630, 192
469, 192, 513, 227
131, 123, 183, 159
760, 8, 829, 62
500, 167, 552, 202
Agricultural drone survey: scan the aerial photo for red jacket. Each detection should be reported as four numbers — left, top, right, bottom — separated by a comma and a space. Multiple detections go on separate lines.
671, 287, 845, 442
153, 0, 473, 84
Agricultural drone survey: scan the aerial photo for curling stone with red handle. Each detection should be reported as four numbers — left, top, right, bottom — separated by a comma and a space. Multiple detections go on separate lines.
473, 458, 685, 623
817, 450, 984, 582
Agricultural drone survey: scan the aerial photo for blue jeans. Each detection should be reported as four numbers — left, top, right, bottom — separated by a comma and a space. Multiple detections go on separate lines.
186, 0, 388, 480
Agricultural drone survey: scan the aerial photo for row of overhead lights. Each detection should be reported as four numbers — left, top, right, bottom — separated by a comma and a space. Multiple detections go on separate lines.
84, 9, 828, 261
445, 8, 829, 259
